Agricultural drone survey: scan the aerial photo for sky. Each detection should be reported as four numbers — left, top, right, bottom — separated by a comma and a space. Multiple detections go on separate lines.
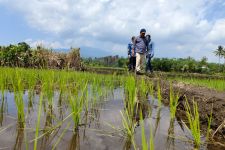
0, 0, 225, 62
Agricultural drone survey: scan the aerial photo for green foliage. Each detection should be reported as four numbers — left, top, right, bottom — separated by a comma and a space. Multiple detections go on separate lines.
171, 77, 225, 91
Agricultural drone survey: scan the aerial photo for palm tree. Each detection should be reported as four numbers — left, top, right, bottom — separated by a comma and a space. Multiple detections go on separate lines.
214, 45, 224, 64
222, 48, 225, 71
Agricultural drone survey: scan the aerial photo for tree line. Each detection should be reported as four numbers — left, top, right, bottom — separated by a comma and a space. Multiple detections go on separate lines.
83, 45, 225, 74
1, 42, 224, 74
0, 42, 83, 70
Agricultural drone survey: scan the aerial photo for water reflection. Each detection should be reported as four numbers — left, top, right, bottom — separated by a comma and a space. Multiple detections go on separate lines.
0, 98, 5, 126
166, 118, 175, 150
0, 87, 210, 150
14, 128, 24, 150
153, 107, 162, 136
69, 131, 80, 150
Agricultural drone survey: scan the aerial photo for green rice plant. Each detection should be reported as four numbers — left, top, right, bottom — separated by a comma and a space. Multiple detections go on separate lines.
120, 109, 136, 150
140, 111, 154, 150
34, 93, 43, 150
27, 70, 37, 112
184, 98, 201, 148
206, 105, 213, 141
139, 78, 148, 97
58, 73, 67, 99
42, 71, 55, 108
69, 82, 87, 131
169, 83, 179, 119
148, 81, 154, 98
0, 73, 6, 100
0, 97, 5, 126
124, 76, 136, 115
52, 121, 72, 150
13, 73, 25, 128
157, 81, 162, 106
69, 95, 82, 131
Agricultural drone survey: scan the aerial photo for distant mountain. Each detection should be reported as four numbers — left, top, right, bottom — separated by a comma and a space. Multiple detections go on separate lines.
80, 46, 113, 58
54, 46, 114, 58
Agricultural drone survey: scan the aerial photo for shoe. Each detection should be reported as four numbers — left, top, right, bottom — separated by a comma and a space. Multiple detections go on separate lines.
136, 71, 143, 75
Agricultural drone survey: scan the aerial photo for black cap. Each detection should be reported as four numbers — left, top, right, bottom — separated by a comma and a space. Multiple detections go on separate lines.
140, 28, 146, 33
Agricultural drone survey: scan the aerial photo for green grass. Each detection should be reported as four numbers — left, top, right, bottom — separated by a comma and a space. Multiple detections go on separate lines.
171, 77, 225, 91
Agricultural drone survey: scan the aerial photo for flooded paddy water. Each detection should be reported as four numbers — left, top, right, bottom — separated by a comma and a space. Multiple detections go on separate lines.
0, 88, 209, 150
0, 68, 220, 150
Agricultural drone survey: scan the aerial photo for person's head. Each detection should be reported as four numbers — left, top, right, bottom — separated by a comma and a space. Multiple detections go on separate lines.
140, 28, 146, 38
131, 36, 135, 43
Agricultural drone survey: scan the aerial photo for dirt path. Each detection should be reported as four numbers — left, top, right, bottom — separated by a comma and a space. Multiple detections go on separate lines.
149, 77, 225, 147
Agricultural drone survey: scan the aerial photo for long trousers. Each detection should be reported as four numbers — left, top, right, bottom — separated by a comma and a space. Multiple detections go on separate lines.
136, 53, 145, 72
128, 56, 136, 71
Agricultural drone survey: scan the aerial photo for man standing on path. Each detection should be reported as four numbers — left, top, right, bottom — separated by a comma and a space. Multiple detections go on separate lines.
133, 28, 148, 75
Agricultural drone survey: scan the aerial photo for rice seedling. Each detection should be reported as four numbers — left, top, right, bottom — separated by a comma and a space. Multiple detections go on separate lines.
69, 82, 88, 131
124, 76, 136, 115
52, 121, 72, 150
120, 109, 137, 150
138, 78, 148, 97
27, 70, 37, 112
0, 98, 5, 126
34, 93, 43, 150
140, 111, 154, 150
148, 81, 154, 98
13, 73, 25, 128
169, 83, 179, 119
157, 81, 162, 106
42, 71, 55, 108
184, 98, 201, 148
166, 118, 175, 149
206, 105, 213, 141
0, 73, 6, 100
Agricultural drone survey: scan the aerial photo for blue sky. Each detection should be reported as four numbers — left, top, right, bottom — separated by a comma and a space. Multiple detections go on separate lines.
0, 0, 225, 62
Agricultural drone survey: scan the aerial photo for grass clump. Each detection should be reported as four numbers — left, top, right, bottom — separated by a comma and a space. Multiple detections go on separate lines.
140, 112, 154, 150
184, 98, 201, 148
157, 81, 162, 106
13, 73, 25, 128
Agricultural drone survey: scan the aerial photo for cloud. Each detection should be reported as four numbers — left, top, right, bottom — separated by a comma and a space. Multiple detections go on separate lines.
24, 38, 63, 49
205, 19, 225, 43
0, 0, 225, 62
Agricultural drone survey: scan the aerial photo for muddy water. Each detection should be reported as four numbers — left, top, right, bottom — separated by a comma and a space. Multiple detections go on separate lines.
0, 88, 209, 150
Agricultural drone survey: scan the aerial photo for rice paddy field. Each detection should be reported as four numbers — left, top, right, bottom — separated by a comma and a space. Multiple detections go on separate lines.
0, 67, 222, 150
